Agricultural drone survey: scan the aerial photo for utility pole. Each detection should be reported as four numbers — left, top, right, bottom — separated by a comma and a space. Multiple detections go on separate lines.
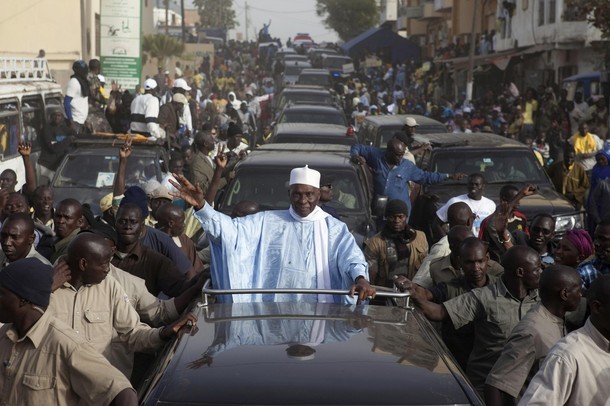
467, 0, 480, 102
181, 0, 186, 43
245, 1, 249, 42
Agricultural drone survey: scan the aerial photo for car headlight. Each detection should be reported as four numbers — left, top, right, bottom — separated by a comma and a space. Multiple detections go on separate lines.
555, 213, 584, 233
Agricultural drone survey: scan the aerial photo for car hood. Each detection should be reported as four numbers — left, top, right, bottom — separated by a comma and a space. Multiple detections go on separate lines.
143, 302, 479, 405
425, 182, 579, 218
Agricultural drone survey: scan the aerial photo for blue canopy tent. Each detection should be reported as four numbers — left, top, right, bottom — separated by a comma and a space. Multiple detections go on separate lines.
341, 27, 421, 64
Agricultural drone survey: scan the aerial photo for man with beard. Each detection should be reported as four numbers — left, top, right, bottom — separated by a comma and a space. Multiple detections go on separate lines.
64, 60, 89, 134
577, 218, 610, 289
363, 199, 428, 286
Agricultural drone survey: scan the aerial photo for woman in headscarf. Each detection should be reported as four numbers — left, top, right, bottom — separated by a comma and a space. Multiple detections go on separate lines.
587, 146, 610, 233
590, 147, 610, 192
554, 229, 594, 268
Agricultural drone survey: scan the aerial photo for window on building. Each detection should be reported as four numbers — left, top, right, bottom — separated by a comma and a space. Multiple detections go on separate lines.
549, 0, 556, 23
538, 0, 545, 26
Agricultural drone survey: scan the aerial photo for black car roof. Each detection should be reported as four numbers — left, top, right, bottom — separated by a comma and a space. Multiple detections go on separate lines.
413, 132, 526, 148
242, 144, 352, 168
274, 123, 349, 136
142, 302, 479, 405
279, 85, 331, 94
282, 103, 342, 113
364, 114, 446, 129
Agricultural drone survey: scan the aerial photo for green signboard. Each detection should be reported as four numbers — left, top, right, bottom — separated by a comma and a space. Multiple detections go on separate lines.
100, 0, 142, 90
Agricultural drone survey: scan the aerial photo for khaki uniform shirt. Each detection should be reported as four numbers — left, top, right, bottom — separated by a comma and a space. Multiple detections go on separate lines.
108, 264, 179, 378
443, 277, 539, 392
519, 318, 610, 406
47, 274, 165, 376
430, 255, 504, 285
50, 228, 80, 264
0, 310, 133, 405
486, 303, 566, 398
0, 245, 51, 268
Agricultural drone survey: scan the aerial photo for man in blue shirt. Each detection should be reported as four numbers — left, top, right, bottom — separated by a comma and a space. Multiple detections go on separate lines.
577, 218, 610, 289
350, 139, 465, 215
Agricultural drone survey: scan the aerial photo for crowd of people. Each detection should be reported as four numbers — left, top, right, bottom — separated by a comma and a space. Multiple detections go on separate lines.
0, 35, 609, 404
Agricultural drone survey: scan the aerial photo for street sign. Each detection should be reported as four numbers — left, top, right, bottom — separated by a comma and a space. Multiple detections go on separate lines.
100, 0, 142, 90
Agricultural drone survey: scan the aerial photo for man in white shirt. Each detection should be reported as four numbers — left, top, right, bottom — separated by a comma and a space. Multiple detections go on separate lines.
435, 173, 496, 237
64, 60, 89, 134
130, 79, 164, 141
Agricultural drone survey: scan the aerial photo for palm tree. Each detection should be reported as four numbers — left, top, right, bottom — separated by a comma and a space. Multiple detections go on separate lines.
142, 34, 184, 69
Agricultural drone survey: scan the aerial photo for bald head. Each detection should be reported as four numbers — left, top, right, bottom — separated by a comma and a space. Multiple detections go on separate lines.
447, 202, 474, 228
459, 236, 488, 258
539, 265, 582, 308
448, 225, 474, 254
587, 275, 610, 339
502, 246, 539, 273
155, 203, 185, 237
67, 233, 109, 266
2, 213, 35, 235
231, 200, 260, 218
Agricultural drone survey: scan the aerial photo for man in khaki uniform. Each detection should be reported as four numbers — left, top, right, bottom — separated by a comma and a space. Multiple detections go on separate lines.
50, 198, 84, 263
363, 199, 428, 285
0, 258, 137, 405
406, 245, 541, 394
47, 233, 196, 377
1, 213, 51, 267
485, 265, 583, 405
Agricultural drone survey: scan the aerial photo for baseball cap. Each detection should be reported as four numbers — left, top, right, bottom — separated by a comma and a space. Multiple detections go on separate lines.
404, 117, 418, 127
150, 186, 173, 201
144, 78, 157, 90
174, 78, 191, 91
172, 93, 188, 104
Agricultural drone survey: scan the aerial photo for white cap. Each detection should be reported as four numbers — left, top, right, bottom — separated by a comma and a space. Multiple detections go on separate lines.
289, 165, 320, 188
172, 93, 188, 104
144, 78, 157, 90
97, 74, 106, 83
404, 117, 418, 127
174, 78, 191, 91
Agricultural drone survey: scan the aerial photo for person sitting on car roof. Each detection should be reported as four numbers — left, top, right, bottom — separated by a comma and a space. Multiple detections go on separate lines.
351, 138, 465, 217
170, 163, 376, 305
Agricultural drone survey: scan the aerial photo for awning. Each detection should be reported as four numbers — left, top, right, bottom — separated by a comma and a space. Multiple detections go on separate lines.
435, 47, 526, 72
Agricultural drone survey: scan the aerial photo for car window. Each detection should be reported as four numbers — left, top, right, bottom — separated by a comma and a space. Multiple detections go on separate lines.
430, 150, 547, 183
297, 75, 330, 86
379, 127, 404, 147
279, 110, 347, 126
323, 57, 351, 69
54, 153, 158, 188
277, 93, 333, 111
0, 99, 21, 158
224, 169, 363, 212
285, 65, 306, 76
21, 95, 44, 149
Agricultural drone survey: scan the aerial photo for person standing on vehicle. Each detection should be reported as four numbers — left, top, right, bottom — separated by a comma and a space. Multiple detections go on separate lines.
64, 60, 89, 135
363, 199, 428, 286
158, 93, 186, 148
172, 78, 193, 138
350, 138, 465, 216
170, 164, 376, 305
130, 79, 164, 141
0, 258, 138, 406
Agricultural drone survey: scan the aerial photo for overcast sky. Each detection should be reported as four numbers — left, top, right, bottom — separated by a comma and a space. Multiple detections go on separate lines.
187, 0, 340, 43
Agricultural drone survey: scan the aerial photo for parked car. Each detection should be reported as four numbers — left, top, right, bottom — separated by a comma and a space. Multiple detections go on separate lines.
409, 132, 584, 241
138, 286, 484, 405
276, 104, 348, 127
268, 123, 356, 145
321, 54, 354, 78
215, 144, 376, 246
297, 68, 332, 88
358, 114, 448, 149
51, 138, 169, 215
273, 85, 339, 116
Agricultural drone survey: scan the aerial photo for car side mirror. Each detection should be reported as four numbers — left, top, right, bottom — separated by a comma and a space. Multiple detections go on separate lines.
373, 196, 388, 218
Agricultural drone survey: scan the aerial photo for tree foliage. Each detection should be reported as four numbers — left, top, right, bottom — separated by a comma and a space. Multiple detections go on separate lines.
142, 34, 184, 68
193, 0, 238, 30
316, 0, 378, 42
564, 0, 610, 39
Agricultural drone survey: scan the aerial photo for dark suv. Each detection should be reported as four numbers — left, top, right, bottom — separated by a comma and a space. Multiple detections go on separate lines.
216, 144, 376, 246
138, 286, 484, 405
359, 114, 447, 149
409, 132, 584, 240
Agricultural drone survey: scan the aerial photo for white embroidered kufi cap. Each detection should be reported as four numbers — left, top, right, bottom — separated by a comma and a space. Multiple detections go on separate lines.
289, 165, 320, 188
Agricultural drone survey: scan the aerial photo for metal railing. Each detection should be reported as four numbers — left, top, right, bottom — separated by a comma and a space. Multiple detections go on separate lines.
0, 57, 53, 82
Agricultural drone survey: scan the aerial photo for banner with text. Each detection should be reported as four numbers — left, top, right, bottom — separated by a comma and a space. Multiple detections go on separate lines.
100, 0, 142, 90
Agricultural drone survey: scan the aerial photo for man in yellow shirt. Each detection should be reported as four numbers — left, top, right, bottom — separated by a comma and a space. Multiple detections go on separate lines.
569, 122, 603, 171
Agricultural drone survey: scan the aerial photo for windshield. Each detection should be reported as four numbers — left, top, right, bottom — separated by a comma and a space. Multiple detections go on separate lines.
430, 150, 547, 183
285, 65, 308, 76
279, 110, 347, 126
54, 153, 161, 188
379, 125, 447, 146
223, 169, 364, 212
323, 57, 351, 69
